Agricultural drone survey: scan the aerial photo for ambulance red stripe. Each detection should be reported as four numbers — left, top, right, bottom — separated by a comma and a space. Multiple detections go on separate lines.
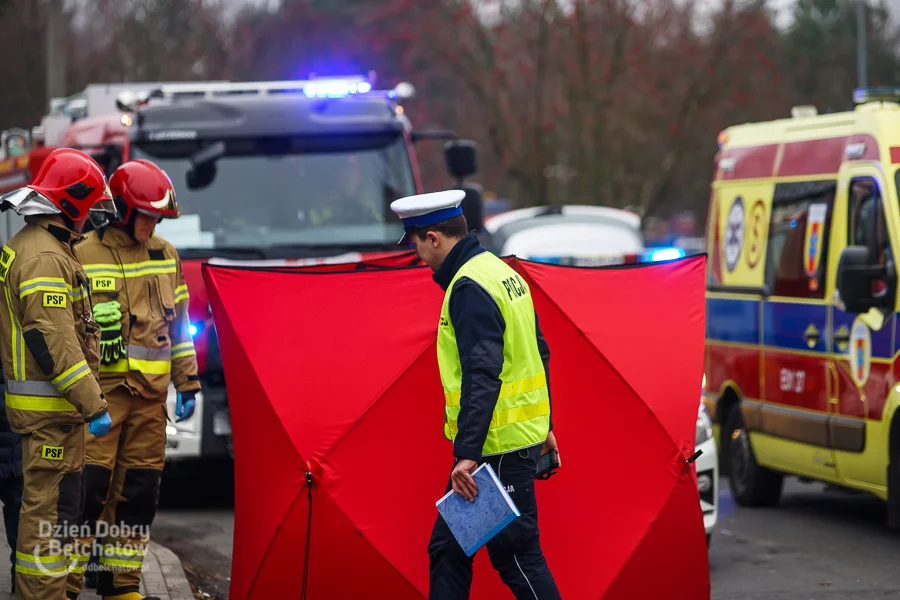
717, 144, 778, 181
706, 343, 895, 421
716, 134, 880, 180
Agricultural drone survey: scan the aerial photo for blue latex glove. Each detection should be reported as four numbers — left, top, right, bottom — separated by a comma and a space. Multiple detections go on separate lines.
176, 391, 196, 423
88, 412, 112, 437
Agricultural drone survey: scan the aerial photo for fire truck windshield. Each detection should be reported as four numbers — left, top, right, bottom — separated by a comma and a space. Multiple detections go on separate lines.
130, 131, 414, 252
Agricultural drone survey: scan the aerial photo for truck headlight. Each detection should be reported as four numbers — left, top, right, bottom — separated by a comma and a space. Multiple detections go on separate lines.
696, 403, 713, 446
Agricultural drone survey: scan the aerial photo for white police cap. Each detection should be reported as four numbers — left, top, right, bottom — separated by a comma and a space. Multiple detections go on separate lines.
390, 189, 466, 243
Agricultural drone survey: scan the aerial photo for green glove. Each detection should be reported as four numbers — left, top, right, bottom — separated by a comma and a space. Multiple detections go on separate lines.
94, 301, 125, 365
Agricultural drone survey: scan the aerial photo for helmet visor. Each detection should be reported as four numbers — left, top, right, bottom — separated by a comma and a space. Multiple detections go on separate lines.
89, 198, 118, 216
88, 198, 119, 228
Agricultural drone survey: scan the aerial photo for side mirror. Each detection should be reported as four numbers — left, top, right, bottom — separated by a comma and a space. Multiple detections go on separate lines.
186, 141, 225, 190
460, 183, 484, 233
836, 245, 891, 313
2, 128, 31, 158
445, 140, 478, 180
186, 163, 217, 190
116, 91, 138, 113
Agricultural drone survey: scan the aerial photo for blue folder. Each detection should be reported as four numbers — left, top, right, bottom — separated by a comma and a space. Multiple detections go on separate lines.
435, 462, 520, 557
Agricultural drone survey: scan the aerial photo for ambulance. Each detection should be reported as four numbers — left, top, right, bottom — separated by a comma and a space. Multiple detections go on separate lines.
703, 87, 900, 528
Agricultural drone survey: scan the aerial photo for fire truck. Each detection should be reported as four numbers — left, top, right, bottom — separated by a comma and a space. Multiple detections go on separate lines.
2, 75, 484, 464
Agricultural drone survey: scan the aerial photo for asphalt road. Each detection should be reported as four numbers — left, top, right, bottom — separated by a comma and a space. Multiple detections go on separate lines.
152, 464, 900, 599
711, 478, 900, 599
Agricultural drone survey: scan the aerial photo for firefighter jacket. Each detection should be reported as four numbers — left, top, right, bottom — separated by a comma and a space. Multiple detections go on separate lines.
73, 225, 201, 401
0, 216, 108, 434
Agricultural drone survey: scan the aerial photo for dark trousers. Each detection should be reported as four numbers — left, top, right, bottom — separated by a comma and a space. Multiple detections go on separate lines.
428, 444, 562, 600
0, 474, 23, 579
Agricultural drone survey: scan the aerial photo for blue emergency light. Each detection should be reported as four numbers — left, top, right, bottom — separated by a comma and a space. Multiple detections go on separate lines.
853, 87, 900, 104
303, 80, 372, 98
189, 323, 199, 337
648, 247, 686, 262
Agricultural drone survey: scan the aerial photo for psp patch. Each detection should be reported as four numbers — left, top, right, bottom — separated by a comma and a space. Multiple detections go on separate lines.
0, 245, 16, 283
42, 292, 67, 308
91, 277, 115, 292
41, 445, 63, 461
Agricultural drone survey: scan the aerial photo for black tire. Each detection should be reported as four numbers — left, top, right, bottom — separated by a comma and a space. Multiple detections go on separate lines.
725, 405, 783, 507
887, 442, 900, 530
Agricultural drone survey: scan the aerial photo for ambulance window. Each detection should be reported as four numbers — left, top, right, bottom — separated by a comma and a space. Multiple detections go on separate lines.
848, 177, 890, 267
764, 182, 835, 299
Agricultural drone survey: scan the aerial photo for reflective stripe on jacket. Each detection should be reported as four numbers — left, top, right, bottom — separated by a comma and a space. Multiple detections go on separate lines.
436, 251, 550, 457
73, 226, 200, 399
0, 216, 106, 433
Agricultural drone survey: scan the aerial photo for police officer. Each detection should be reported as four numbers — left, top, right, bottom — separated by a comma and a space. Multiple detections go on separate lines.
0, 147, 115, 600
390, 190, 562, 600
67, 159, 199, 600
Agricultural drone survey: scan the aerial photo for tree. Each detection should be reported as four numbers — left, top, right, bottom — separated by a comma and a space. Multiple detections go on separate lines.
784, 0, 900, 111
68, 0, 229, 88
361, 0, 791, 218
0, 0, 52, 130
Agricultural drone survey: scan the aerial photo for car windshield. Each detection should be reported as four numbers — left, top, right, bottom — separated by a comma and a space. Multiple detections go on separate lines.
130, 132, 414, 252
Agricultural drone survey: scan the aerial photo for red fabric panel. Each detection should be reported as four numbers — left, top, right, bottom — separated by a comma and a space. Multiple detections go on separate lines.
513, 256, 707, 461
205, 278, 308, 600
323, 347, 448, 595
203, 254, 709, 599
602, 471, 709, 599
249, 487, 425, 600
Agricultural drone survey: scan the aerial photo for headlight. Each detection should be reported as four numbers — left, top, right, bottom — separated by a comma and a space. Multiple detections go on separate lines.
696, 404, 713, 446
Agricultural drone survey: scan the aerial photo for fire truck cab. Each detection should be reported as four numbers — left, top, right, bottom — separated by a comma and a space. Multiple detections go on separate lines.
6, 76, 482, 465
704, 87, 900, 528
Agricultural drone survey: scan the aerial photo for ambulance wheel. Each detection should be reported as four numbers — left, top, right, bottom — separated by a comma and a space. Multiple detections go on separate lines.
888, 460, 900, 530
725, 405, 783, 507
887, 437, 900, 530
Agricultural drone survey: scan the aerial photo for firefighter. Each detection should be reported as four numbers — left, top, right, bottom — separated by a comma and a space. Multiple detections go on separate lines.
390, 190, 562, 600
0, 147, 116, 600
66, 159, 199, 600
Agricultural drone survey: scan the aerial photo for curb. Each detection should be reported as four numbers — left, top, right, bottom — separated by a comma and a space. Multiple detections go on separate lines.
152, 543, 196, 600
0, 542, 194, 600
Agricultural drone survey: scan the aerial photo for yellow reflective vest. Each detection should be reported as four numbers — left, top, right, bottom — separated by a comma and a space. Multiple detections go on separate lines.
73, 226, 200, 400
436, 251, 550, 456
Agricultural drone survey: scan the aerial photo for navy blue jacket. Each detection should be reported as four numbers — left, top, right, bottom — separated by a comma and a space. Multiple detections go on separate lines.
0, 378, 22, 479
434, 233, 553, 463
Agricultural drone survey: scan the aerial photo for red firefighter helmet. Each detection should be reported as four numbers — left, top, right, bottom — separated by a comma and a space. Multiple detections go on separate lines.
108, 159, 178, 225
0, 147, 116, 224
